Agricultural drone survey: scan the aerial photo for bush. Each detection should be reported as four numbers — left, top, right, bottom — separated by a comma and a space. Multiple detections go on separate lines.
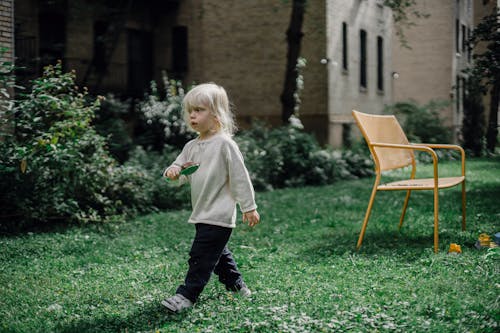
122, 145, 190, 210
384, 100, 452, 143
135, 73, 196, 151
94, 93, 134, 162
0, 63, 131, 230
235, 123, 374, 190
0, 59, 375, 231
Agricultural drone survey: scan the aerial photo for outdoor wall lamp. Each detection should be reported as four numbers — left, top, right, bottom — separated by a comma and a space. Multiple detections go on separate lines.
392, 71, 400, 79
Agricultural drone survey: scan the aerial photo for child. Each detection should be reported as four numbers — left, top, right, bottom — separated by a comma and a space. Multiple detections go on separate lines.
161, 83, 260, 313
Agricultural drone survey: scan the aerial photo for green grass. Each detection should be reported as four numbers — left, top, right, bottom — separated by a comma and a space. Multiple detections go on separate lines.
1, 157, 499, 332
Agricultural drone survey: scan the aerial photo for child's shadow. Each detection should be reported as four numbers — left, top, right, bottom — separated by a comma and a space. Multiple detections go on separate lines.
57, 303, 185, 333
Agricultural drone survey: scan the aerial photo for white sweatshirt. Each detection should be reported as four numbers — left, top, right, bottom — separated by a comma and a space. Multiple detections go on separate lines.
164, 132, 257, 228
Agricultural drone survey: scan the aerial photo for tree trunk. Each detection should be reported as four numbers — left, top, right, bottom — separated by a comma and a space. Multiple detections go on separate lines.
486, 77, 499, 152
281, 0, 306, 124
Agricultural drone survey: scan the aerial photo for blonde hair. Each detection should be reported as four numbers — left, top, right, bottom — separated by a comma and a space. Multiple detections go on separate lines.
183, 83, 237, 135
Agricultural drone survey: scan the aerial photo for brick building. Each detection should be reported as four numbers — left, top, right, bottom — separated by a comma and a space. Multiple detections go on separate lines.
0, 0, 14, 123
0, 0, 14, 62
6, 0, 499, 146
13, 0, 328, 140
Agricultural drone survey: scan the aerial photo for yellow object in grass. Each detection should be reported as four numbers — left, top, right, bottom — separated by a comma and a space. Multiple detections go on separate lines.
478, 233, 491, 247
448, 243, 462, 254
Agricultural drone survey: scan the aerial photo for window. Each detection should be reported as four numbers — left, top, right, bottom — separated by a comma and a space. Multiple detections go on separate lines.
93, 21, 108, 73
39, 11, 66, 71
127, 29, 153, 96
360, 29, 367, 89
172, 26, 188, 73
467, 27, 472, 62
461, 24, 467, 53
377, 36, 384, 91
342, 22, 348, 71
456, 0, 461, 53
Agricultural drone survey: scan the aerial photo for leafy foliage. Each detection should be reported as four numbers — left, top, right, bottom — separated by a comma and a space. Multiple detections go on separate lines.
0, 63, 134, 230
122, 145, 190, 211
469, 10, 500, 89
0, 48, 16, 115
236, 123, 374, 190
384, 100, 452, 143
135, 73, 196, 151
461, 79, 486, 156
93, 93, 133, 162
468, 9, 500, 152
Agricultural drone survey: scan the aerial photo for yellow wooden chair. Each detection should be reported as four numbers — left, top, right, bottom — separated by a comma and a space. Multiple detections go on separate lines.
351, 110, 466, 253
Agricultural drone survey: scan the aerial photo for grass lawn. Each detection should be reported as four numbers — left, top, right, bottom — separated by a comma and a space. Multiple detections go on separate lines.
1, 157, 499, 332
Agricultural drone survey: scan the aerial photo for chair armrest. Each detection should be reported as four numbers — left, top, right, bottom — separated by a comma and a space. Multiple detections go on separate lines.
371, 142, 438, 160
413, 143, 465, 176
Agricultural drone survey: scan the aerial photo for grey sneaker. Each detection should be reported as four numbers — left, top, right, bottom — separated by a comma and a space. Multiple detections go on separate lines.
161, 294, 193, 313
237, 285, 252, 297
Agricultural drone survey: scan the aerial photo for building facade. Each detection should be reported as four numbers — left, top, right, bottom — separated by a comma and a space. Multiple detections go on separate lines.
0, 0, 14, 62
325, 0, 394, 147
5, 0, 498, 147
0, 0, 14, 122
391, 0, 474, 142
174, 0, 328, 140
13, 0, 329, 141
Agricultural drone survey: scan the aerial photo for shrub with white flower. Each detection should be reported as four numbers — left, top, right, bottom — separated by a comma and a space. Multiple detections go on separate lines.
137, 72, 195, 149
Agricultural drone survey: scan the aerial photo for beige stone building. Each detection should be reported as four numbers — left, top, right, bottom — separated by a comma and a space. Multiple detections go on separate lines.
325, 0, 394, 147
326, 0, 496, 147
6, 0, 498, 146
391, 0, 474, 142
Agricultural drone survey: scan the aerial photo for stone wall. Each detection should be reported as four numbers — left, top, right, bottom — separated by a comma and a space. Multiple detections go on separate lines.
0, 0, 14, 62
391, 0, 472, 138
326, 0, 394, 147
177, 0, 328, 141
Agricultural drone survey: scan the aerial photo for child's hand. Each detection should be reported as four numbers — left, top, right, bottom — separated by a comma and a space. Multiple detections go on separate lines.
243, 210, 260, 227
166, 166, 181, 180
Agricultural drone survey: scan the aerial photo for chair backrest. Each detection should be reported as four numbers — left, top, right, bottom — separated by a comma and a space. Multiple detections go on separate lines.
352, 110, 414, 171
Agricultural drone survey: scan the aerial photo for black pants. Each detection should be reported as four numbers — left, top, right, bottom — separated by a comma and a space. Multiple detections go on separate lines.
176, 223, 244, 303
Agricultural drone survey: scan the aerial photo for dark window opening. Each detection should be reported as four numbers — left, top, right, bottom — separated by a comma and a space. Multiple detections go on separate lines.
172, 26, 188, 74
39, 11, 66, 71
127, 29, 153, 97
377, 36, 384, 91
467, 27, 472, 62
360, 29, 367, 89
93, 21, 109, 74
455, 19, 460, 53
342, 22, 348, 71
461, 24, 467, 53
14, 35, 37, 78
342, 123, 352, 148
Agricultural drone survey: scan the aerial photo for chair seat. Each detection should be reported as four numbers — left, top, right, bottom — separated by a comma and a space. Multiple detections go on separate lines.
378, 176, 465, 190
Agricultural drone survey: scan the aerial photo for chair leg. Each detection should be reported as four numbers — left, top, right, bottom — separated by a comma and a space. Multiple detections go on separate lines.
357, 185, 378, 251
433, 188, 439, 254
461, 181, 466, 230
398, 190, 412, 230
